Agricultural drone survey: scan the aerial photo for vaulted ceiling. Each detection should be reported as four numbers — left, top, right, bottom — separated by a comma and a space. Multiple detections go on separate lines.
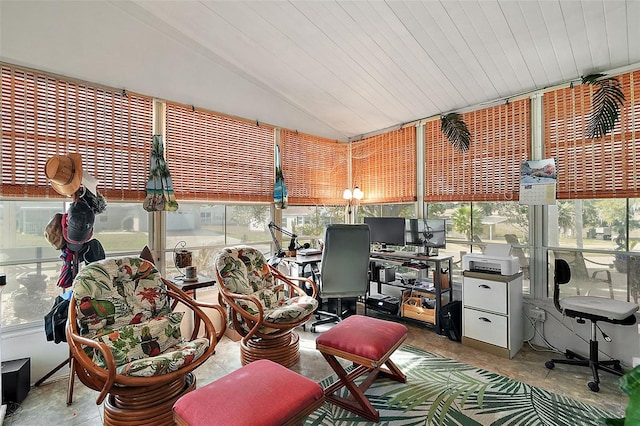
2, 1, 639, 142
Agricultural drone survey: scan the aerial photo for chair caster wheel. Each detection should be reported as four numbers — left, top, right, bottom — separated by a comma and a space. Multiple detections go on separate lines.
588, 381, 600, 392
545, 361, 555, 369
310, 326, 316, 333
613, 362, 622, 372
565, 353, 574, 360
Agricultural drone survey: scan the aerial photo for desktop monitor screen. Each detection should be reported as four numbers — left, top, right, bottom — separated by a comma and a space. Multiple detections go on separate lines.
407, 219, 447, 248
363, 217, 405, 248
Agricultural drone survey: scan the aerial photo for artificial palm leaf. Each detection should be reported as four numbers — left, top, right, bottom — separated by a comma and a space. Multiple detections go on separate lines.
582, 73, 625, 139
441, 112, 470, 152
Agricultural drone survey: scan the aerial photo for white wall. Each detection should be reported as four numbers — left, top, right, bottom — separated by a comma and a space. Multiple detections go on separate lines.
523, 297, 640, 368
2, 325, 70, 386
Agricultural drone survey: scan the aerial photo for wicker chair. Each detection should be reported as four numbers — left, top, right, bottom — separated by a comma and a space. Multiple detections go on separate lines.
214, 245, 318, 367
66, 256, 225, 426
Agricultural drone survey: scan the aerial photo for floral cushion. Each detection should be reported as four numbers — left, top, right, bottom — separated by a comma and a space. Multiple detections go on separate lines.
114, 337, 210, 377
216, 246, 318, 333
72, 257, 210, 377
236, 291, 318, 324
216, 246, 275, 295
92, 312, 184, 368
73, 257, 171, 339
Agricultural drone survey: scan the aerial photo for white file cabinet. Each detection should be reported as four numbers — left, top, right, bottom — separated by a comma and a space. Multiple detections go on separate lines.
462, 271, 523, 358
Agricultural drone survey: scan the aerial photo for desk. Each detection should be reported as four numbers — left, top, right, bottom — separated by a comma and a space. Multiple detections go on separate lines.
283, 254, 322, 290
370, 251, 452, 291
369, 251, 453, 334
283, 253, 322, 266
169, 275, 216, 300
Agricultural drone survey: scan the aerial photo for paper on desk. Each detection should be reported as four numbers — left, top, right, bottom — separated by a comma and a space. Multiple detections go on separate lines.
483, 243, 512, 257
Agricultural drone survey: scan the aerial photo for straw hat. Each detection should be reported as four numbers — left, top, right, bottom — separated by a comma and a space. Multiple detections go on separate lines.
44, 213, 66, 250
45, 154, 83, 196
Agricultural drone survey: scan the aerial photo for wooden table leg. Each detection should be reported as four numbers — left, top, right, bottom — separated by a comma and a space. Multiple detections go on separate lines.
66, 356, 75, 405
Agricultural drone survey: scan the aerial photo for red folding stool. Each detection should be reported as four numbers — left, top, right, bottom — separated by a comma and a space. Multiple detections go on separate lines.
315, 314, 408, 422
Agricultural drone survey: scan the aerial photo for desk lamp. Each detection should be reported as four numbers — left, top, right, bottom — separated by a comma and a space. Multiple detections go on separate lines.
268, 221, 302, 258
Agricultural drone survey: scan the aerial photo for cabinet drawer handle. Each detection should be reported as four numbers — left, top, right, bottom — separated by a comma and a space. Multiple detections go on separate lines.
478, 284, 491, 289
478, 317, 491, 323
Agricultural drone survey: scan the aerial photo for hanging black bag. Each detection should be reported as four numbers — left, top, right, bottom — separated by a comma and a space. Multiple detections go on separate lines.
44, 295, 70, 344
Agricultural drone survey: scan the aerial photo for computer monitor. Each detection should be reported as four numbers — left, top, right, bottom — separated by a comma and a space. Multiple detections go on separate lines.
363, 217, 405, 250
407, 219, 447, 255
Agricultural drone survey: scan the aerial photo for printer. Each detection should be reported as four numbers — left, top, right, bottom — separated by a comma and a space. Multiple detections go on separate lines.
462, 243, 520, 276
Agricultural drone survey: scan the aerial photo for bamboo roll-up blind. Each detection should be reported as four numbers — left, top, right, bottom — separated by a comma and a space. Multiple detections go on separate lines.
351, 127, 416, 204
1, 64, 153, 201
165, 103, 275, 202
545, 70, 640, 199
280, 129, 348, 205
424, 98, 530, 202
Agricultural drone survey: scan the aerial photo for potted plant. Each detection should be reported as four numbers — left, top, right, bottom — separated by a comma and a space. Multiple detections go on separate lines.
604, 364, 640, 425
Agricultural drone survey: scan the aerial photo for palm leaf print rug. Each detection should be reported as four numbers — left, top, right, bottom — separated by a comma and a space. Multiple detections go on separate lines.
305, 345, 620, 426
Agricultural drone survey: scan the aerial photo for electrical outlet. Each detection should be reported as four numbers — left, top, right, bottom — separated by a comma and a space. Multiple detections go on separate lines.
529, 307, 546, 322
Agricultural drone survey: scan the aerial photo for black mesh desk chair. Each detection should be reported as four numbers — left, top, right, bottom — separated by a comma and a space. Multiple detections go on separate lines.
310, 224, 371, 332
545, 258, 638, 392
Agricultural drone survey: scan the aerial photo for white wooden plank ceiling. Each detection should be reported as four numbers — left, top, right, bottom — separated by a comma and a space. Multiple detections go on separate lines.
1, 1, 639, 142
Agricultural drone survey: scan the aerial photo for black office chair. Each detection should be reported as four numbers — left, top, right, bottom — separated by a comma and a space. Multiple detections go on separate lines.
310, 224, 371, 332
545, 258, 639, 392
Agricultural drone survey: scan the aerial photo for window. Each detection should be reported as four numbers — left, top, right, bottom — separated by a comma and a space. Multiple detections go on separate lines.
424, 201, 530, 293
1, 64, 153, 202
352, 128, 416, 204
165, 203, 272, 279
165, 103, 275, 203
423, 99, 530, 202
545, 71, 640, 200
359, 203, 415, 219
281, 130, 349, 205
543, 70, 640, 301
280, 205, 345, 249
1, 64, 153, 328
0, 200, 148, 328
547, 199, 639, 301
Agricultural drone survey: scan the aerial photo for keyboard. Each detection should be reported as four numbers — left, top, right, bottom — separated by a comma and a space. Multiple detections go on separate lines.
298, 248, 322, 256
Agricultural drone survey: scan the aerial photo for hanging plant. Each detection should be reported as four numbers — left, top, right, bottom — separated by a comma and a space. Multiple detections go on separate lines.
582, 73, 625, 139
441, 112, 470, 152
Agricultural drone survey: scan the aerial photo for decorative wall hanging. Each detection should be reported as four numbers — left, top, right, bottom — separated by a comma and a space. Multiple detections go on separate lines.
441, 112, 471, 152
144, 135, 179, 212
273, 140, 288, 209
582, 73, 625, 139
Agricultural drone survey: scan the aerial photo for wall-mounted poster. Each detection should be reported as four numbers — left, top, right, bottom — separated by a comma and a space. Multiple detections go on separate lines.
519, 158, 557, 205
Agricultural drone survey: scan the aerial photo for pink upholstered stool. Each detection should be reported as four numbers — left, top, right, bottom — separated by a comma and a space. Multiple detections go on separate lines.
173, 359, 325, 426
315, 314, 408, 422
